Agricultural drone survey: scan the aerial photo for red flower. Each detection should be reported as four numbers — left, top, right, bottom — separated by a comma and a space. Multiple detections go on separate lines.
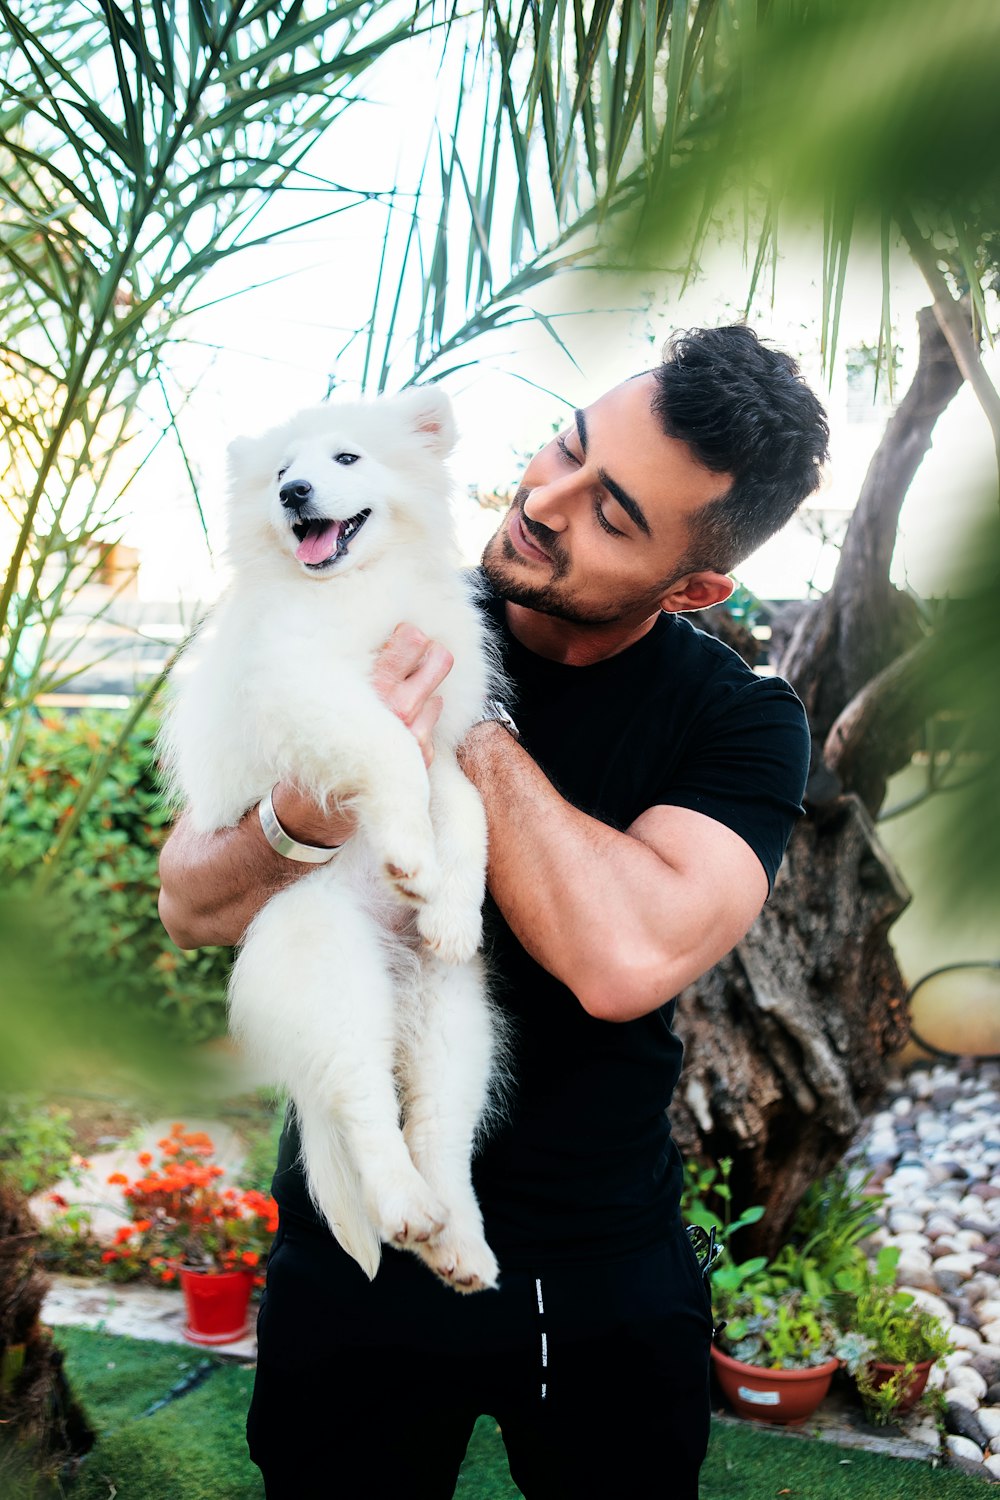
48, 1193, 68, 1209
113, 1225, 134, 1245
137, 1151, 153, 1167
101, 1250, 119, 1263
241, 1251, 260, 1268
161, 1267, 177, 1283
133, 1219, 152, 1233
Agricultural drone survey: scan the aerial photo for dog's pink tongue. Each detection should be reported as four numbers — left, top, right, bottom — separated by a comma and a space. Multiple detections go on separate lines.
296, 520, 343, 564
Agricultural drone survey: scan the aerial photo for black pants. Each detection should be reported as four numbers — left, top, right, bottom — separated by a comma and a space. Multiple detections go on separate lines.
247, 1209, 712, 1499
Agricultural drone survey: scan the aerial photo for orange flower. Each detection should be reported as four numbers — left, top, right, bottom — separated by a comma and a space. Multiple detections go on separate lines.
161, 1267, 177, 1283
101, 1250, 119, 1263
171, 1122, 186, 1135
133, 1219, 152, 1233
137, 1151, 153, 1167
159, 1140, 180, 1156
107, 1172, 128, 1186
113, 1225, 134, 1245
241, 1251, 260, 1267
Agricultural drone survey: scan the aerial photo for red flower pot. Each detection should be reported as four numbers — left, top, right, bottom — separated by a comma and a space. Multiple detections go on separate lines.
868, 1357, 934, 1414
711, 1344, 840, 1426
180, 1268, 254, 1346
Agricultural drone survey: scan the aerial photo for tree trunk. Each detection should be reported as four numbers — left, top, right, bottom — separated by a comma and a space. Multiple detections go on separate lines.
0, 1181, 92, 1480
671, 306, 967, 1254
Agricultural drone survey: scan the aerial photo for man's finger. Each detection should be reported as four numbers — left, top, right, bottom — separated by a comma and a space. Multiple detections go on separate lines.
372, 623, 431, 687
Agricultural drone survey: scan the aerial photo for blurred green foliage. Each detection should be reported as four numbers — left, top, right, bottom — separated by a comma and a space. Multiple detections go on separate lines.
0, 710, 230, 1079
0, 1096, 76, 1196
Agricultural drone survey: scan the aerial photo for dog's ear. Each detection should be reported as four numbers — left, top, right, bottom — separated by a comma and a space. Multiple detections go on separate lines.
227, 433, 274, 484
394, 385, 457, 458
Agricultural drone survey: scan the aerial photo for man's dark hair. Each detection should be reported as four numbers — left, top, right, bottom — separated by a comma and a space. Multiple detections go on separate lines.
651, 324, 830, 575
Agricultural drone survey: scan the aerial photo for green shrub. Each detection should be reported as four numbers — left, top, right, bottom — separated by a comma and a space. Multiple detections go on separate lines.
0, 709, 230, 1043
0, 1095, 76, 1194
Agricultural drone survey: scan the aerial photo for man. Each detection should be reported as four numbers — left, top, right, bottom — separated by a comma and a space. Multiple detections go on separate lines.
158, 324, 828, 1498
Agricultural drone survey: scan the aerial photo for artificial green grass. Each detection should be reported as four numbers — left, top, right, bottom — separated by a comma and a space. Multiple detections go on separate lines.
52, 1326, 990, 1499
700, 1418, 988, 1498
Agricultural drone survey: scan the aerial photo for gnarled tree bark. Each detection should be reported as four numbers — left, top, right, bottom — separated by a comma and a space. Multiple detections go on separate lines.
671, 306, 968, 1255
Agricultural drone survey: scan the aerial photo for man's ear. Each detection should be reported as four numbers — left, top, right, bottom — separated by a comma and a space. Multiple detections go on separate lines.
659, 571, 734, 614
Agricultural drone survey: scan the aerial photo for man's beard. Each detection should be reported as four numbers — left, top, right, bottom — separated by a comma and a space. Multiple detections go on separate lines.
481, 490, 657, 627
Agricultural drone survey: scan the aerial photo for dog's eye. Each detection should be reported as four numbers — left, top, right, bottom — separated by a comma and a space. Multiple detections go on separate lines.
334, 452, 359, 466
277, 466, 288, 480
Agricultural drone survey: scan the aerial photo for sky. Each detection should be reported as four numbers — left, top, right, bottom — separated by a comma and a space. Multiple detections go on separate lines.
120, 30, 999, 611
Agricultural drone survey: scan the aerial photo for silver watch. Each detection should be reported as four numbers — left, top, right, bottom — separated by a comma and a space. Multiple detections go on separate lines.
257, 786, 343, 864
477, 698, 520, 741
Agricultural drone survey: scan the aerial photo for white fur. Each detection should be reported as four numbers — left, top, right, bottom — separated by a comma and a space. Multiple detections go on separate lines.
160, 387, 502, 1292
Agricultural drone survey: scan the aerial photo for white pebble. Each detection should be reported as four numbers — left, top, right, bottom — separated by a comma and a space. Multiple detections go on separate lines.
890, 1232, 930, 1253
892, 1097, 913, 1117
944, 1350, 974, 1371
946, 1434, 983, 1461
979, 1319, 1000, 1346
927, 1362, 946, 1389
896, 1248, 934, 1276
934, 1252, 985, 1277
904, 1419, 940, 1449
889, 1211, 926, 1235
945, 1387, 980, 1411
889, 1165, 929, 1190
954, 1230, 987, 1250
948, 1365, 988, 1399
948, 1325, 983, 1351
902, 1288, 954, 1324
977, 1407, 1000, 1441
974, 1300, 1000, 1324
984, 1455, 1000, 1480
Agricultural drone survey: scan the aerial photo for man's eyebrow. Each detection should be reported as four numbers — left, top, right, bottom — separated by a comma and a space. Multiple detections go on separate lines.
574, 407, 652, 538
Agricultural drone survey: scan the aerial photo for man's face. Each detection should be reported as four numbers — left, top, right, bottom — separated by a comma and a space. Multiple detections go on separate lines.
481, 374, 733, 627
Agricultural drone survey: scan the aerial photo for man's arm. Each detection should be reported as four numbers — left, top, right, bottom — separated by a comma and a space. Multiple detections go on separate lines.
459, 724, 769, 1023
157, 625, 455, 950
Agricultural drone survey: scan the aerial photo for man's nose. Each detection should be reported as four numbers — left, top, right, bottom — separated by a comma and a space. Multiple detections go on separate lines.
522, 473, 582, 533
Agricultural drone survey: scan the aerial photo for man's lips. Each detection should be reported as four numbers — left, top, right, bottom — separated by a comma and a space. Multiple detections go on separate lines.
509, 507, 551, 562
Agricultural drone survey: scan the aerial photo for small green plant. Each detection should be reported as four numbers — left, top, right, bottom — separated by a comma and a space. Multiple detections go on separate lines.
843, 1281, 953, 1367
682, 1157, 768, 1310
719, 1291, 840, 1370
0, 1095, 78, 1195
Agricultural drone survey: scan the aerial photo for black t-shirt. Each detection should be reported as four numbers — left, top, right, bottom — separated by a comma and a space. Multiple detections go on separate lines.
272, 580, 810, 1270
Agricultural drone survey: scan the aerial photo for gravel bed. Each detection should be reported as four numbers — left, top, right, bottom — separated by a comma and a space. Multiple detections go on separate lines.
849, 1058, 1000, 1478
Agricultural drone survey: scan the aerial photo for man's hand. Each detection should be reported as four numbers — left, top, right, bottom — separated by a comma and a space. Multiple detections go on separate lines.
372, 623, 453, 768
158, 621, 455, 950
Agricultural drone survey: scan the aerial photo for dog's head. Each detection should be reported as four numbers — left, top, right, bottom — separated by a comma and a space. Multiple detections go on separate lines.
225, 386, 457, 579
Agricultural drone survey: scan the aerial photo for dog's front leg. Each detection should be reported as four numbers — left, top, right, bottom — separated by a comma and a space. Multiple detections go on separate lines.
415, 749, 487, 963
291, 687, 441, 907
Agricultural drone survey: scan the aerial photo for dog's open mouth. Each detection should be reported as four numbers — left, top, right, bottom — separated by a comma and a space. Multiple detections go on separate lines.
292, 509, 371, 568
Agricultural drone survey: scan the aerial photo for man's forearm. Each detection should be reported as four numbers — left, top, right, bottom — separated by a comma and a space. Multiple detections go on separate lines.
458, 726, 683, 1018
158, 791, 356, 950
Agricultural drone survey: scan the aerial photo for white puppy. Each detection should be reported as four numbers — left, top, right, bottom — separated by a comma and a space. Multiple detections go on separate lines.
160, 386, 501, 1292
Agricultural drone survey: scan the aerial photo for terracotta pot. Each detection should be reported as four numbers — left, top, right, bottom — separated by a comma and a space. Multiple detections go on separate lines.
179, 1268, 254, 1346
711, 1344, 840, 1426
868, 1357, 934, 1414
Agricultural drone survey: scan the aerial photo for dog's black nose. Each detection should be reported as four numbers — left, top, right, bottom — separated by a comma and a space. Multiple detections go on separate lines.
279, 479, 314, 510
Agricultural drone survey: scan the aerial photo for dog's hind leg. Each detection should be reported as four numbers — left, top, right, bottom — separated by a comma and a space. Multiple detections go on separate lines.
400, 952, 500, 1293
229, 868, 448, 1280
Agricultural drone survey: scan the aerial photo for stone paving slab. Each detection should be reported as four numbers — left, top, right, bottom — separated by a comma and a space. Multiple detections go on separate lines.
42, 1273, 257, 1360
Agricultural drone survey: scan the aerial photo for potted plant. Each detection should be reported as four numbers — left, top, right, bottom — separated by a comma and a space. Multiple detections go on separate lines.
105, 1124, 278, 1345
711, 1292, 842, 1425
835, 1272, 953, 1422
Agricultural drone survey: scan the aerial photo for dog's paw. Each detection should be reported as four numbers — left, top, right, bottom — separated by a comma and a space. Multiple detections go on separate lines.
368, 1178, 448, 1250
379, 839, 439, 907
416, 900, 482, 965
411, 1223, 499, 1295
